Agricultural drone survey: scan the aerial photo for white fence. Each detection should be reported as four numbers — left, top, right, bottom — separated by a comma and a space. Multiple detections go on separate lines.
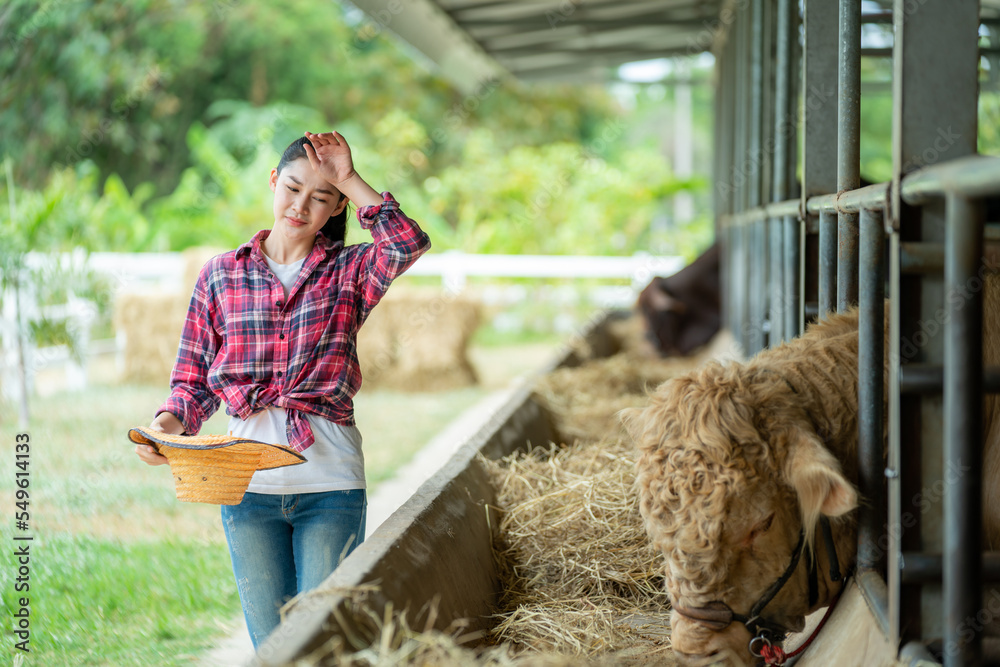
0, 250, 683, 400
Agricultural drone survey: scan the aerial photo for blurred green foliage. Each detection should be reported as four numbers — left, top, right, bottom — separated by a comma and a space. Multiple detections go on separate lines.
1, 0, 712, 260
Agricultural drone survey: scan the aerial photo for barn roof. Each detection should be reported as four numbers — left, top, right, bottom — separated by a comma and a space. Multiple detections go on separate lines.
347, 0, 1000, 93
345, 0, 727, 91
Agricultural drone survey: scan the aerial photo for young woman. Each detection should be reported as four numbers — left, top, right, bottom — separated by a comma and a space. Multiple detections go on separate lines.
135, 131, 431, 648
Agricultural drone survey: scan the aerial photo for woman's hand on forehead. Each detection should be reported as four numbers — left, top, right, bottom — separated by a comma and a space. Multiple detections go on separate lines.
303, 130, 358, 187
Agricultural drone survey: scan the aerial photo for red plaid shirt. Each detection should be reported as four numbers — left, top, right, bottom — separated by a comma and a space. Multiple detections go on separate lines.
157, 193, 431, 452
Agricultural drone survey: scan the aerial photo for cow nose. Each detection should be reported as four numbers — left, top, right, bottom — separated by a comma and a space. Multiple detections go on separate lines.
671, 612, 756, 666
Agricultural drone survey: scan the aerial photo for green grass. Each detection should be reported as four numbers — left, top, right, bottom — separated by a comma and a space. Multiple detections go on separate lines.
0, 385, 236, 665
470, 324, 563, 347
0, 530, 238, 666
354, 386, 488, 485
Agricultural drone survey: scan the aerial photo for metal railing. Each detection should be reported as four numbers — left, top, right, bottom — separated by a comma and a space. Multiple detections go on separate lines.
712, 0, 997, 664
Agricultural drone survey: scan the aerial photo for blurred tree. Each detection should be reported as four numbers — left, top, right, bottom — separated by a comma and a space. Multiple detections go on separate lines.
0, 0, 615, 194
1, 0, 714, 258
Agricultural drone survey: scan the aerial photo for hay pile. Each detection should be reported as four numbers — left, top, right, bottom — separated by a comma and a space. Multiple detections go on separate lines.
479, 320, 737, 664
483, 438, 673, 665
113, 247, 225, 385
288, 318, 729, 666
113, 290, 188, 385
357, 287, 481, 392
534, 323, 738, 443
533, 352, 700, 443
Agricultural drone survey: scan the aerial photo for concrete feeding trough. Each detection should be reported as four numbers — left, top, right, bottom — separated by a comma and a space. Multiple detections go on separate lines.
249, 312, 898, 667
250, 315, 625, 666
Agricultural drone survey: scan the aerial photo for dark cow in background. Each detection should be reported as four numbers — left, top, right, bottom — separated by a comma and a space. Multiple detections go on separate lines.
638, 243, 721, 356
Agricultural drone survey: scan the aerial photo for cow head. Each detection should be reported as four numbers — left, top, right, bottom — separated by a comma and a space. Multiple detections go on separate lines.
622, 361, 858, 666
638, 278, 688, 356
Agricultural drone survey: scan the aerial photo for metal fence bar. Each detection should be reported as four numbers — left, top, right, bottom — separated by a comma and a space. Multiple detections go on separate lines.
891, 0, 981, 654
858, 206, 886, 571
747, 0, 766, 354
723, 31, 737, 342
900, 551, 1000, 583
901, 155, 1000, 202
719, 155, 999, 229
734, 3, 751, 351
783, 0, 802, 339
802, 0, 839, 324
887, 229, 903, 643
784, 215, 802, 337
819, 210, 837, 315
808, 181, 890, 214
837, 0, 861, 312
769, 0, 794, 345
769, 217, 783, 343
943, 194, 984, 666
712, 40, 732, 330
898, 242, 944, 275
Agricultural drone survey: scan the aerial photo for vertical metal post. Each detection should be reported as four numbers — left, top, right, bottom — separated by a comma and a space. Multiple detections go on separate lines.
802, 0, 838, 322
782, 0, 801, 340
713, 50, 724, 225
770, 0, 793, 345
819, 210, 838, 316
724, 33, 737, 339
715, 36, 727, 333
891, 0, 980, 649
784, 216, 802, 337
888, 230, 903, 642
858, 206, 886, 571
837, 0, 860, 311
769, 217, 784, 343
943, 194, 983, 667
734, 4, 750, 350
759, 0, 775, 208
747, 0, 766, 354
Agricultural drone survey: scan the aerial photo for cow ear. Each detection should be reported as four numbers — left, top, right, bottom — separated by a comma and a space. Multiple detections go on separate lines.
784, 429, 858, 538
646, 286, 680, 313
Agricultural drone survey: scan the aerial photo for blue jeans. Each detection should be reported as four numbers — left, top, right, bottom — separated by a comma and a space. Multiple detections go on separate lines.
220, 490, 367, 649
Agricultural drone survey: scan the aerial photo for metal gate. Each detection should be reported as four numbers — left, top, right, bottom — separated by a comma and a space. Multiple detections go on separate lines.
715, 1, 1000, 665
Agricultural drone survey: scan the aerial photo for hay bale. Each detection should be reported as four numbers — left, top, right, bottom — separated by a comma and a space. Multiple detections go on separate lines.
181, 246, 227, 295
113, 290, 187, 385
534, 323, 741, 444
111, 248, 223, 387
357, 287, 481, 392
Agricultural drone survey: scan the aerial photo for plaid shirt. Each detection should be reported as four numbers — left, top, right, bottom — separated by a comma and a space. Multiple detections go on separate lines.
157, 193, 431, 452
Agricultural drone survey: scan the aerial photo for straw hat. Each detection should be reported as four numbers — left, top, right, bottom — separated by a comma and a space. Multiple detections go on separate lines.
128, 427, 306, 505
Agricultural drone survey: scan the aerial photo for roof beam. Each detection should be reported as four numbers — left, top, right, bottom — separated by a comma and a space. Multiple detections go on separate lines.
509, 47, 702, 78
346, 0, 508, 93
462, 10, 715, 32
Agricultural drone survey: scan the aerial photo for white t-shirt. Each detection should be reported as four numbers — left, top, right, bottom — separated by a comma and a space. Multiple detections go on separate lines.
230, 252, 366, 494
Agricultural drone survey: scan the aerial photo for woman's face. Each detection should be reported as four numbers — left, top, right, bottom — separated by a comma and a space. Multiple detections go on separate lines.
269, 158, 347, 243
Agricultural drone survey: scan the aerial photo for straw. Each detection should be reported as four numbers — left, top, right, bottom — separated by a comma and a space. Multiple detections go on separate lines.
483, 438, 675, 664
287, 316, 721, 665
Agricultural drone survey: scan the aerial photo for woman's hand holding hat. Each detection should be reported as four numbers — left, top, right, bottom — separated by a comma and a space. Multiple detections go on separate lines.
135, 412, 182, 466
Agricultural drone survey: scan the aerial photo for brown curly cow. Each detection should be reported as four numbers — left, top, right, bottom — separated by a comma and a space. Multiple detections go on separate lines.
623, 279, 1000, 666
